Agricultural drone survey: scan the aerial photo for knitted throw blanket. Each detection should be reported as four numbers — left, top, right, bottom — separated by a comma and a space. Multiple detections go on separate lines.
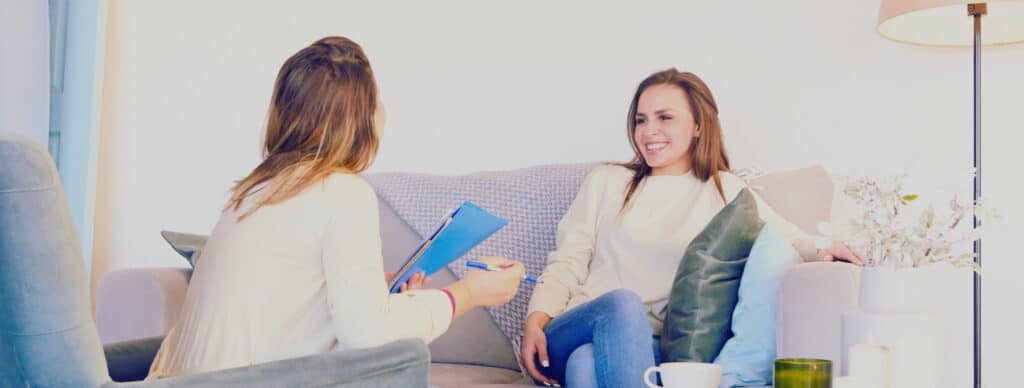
364, 163, 597, 365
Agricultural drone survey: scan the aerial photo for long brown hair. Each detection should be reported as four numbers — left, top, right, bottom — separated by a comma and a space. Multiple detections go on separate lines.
620, 69, 730, 213
226, 36, 380, 220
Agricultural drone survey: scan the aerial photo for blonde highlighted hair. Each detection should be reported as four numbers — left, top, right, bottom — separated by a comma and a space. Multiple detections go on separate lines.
620, 69, 731, 213
226, 36, 379, 220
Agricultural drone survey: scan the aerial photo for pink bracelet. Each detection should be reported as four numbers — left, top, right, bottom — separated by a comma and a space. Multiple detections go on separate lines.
440, 288, 456, 318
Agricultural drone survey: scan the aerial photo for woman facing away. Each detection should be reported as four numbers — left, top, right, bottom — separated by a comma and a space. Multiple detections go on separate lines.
520, 69, 863, 388
147, 36, 525, 379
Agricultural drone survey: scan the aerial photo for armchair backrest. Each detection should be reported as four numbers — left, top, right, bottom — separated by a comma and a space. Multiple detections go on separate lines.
0, 132, 109, 387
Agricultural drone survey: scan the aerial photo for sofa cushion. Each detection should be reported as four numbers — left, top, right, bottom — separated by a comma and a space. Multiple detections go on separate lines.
428, 363, 533, 388
714, 223, 801, 387
660, 188, 764, 363
378, 199, 520, 370
748, 165, 833, 235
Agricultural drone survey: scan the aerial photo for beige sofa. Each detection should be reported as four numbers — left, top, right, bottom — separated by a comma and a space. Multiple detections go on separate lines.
95, 165, 860, 387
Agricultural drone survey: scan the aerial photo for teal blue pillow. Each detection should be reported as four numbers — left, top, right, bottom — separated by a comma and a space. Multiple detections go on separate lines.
160, 230, 208, 267
714, 223, 801, 387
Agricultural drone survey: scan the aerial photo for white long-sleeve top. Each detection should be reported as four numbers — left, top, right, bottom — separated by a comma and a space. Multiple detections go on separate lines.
527, 165, 817, 334
147, 173, 453, 379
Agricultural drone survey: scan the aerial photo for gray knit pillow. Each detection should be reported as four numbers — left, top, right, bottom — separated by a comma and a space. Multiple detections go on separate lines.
160, 230, 208, 267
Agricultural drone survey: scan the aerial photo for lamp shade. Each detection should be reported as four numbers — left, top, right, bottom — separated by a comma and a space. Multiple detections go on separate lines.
878, 0, 1024, 46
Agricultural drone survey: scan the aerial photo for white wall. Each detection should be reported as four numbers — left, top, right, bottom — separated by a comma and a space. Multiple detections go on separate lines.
93, 1, 1023, 387
0, 0, 49, 146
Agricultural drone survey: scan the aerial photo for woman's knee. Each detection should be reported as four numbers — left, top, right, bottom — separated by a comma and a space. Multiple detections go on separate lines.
565, 344, 597, 387
597, 288, 645, 316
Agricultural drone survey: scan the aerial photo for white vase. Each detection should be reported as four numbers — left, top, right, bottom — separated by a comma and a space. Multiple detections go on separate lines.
857, 266, 924, 312
840, 266, 938, 388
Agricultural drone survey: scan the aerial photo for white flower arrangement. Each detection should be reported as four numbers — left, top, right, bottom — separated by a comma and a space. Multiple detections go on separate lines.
829, 174, 997, 272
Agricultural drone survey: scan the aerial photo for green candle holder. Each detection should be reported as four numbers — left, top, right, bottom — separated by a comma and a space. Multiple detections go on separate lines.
774, 358, 832, 388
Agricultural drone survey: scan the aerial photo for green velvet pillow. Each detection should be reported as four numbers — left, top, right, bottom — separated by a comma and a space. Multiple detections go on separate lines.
660, 188, 765, 362
160, 230, 208, 267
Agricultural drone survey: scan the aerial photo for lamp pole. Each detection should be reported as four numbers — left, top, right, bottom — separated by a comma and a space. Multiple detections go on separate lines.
968, 3, 985, 388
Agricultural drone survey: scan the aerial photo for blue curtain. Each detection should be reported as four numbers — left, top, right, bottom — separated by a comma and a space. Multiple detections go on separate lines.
48, 0, 107, 276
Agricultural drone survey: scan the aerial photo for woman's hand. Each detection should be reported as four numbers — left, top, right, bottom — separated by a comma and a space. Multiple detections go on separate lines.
460, 256, 524, 307
817, 240, 865, 266
383, 271, 432, 293
400, 272, 431, 292
445, 256, 525, 318
521, 312, 559, 386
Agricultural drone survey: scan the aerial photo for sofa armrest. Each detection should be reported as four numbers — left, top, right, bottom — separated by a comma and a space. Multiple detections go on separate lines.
96, 267, 192, 344
777, 262, 859, 369
108, 338, 430, 388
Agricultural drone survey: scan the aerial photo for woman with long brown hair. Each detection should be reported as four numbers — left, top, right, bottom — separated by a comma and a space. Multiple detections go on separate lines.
147, 36, 525, 379
519, 69, 862, 387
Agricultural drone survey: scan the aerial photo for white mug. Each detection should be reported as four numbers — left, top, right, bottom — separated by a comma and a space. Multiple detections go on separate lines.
643, 362, 722, 388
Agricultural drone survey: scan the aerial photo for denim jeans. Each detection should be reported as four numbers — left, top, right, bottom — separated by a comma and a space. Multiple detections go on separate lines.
539, 289, 660, 388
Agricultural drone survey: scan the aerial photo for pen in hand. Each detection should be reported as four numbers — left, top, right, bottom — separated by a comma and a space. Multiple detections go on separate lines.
466, 260, 544, 284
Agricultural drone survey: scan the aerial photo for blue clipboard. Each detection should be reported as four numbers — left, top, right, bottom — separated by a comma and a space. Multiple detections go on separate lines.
388, 201, 508, 293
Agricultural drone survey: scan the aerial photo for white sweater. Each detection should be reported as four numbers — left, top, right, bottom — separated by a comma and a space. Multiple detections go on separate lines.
147, 173, 453, 379
527, 165, 817, 334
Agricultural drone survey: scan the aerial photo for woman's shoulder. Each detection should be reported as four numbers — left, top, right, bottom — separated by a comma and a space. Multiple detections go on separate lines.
718, 171, 751, 199
576, 163, 632, 195
320, 172, 378, 203
719, 171, 745, 186
589, 163, 634, 183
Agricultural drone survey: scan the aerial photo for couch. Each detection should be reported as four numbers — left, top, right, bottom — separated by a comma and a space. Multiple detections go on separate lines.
0, 131, 430, 388
95, 165, 861, 387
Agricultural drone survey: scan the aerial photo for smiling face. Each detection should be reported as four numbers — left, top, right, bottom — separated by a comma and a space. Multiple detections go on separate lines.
633, 83, 699, 176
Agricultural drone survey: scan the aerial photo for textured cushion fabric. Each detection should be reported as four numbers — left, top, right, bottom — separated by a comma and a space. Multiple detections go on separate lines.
378, 200, 520, 370
0, 133, 110, 387
160, 230, 208, 267
660, 188, 764, 363
714, 223, 801, 388
364, 163, 598, 366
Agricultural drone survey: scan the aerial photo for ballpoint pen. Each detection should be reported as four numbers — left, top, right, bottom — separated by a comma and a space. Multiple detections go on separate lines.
466, 261, 544, 284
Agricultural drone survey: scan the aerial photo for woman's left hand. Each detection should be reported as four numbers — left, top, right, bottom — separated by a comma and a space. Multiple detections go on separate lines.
400, 272, 431, 292
383, 271, 432, 292
817, 240, 865, 266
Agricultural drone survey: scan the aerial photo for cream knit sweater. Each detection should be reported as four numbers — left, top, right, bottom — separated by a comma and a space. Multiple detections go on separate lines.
527, 165, 817, 334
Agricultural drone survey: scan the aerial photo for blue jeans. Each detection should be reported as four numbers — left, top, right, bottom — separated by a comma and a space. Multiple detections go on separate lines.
539, 289, 660, 388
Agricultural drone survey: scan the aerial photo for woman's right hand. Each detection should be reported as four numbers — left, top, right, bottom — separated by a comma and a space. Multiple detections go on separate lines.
445, 256, 524, 319
522, 312, 558, 386
460, 256, 525, 307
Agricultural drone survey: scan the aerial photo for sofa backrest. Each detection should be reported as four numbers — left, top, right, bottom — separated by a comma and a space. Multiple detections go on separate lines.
372, 164, 835, 371
747, 165, 833, 235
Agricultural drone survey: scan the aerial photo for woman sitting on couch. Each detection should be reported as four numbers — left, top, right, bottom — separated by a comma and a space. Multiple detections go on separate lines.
147, 36, 525, 379
519, 69, 863, 388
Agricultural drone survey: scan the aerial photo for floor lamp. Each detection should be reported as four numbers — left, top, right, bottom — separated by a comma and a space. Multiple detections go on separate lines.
876, 1, 1024, 387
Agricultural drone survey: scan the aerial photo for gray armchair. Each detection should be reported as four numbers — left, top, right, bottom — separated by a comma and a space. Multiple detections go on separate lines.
0, 132, 430, 387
